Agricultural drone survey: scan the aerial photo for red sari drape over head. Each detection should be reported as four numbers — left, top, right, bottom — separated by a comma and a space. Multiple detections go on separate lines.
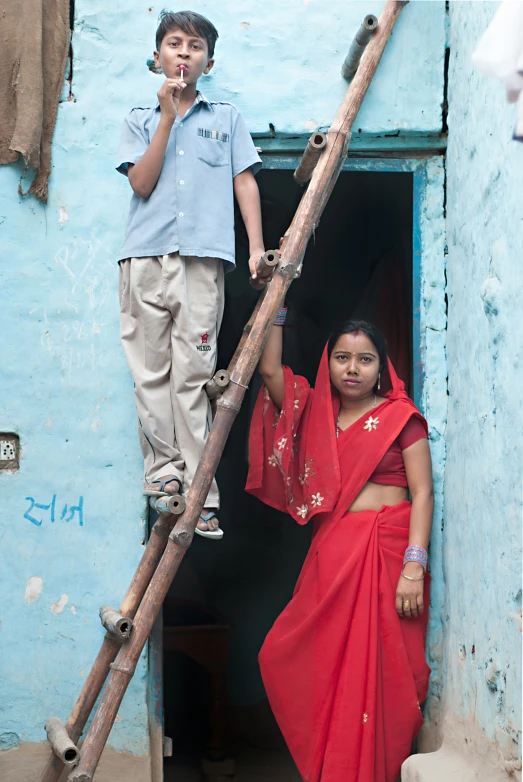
246, 347, 431, 782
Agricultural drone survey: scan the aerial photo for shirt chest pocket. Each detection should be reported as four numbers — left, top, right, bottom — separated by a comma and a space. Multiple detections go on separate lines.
197, 128, 230, 167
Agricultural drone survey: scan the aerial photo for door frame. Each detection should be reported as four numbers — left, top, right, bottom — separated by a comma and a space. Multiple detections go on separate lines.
147, 155, 448, 774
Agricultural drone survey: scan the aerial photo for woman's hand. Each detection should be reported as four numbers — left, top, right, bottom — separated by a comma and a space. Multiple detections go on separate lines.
395, 561, 425, 619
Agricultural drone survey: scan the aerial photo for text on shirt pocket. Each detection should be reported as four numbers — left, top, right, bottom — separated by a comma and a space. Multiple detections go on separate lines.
197, 128, 230, 167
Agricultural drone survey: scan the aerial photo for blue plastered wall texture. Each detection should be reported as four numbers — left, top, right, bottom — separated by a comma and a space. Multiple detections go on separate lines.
415, 155, 447, 738
0, 0, 445, 776
436, 0, 522, 773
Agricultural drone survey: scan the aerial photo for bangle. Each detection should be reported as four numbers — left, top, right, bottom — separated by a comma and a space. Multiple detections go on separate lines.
274, 306, 287, 326
401, 568, 425, 582
403, 545, 428, 571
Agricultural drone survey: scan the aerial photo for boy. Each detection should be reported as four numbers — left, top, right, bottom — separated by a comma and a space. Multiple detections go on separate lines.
116, 11, 265, 539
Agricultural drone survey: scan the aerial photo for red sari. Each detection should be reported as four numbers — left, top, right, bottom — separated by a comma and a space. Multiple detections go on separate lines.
246, 348, 431, 782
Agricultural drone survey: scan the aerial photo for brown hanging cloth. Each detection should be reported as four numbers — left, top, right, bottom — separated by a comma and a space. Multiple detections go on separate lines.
0, 0, 70, 202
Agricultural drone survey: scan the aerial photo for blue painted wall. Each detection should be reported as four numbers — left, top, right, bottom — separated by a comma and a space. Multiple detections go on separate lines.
433, 0, 522, 773
0, 0, 445, 773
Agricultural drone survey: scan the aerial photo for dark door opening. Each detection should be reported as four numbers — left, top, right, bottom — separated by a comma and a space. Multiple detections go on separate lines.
162, 167, 413, 781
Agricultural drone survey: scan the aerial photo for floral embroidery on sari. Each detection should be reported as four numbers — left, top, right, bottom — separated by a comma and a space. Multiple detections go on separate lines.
311, 492, 324, 508
247, 353, 428, 531
363, 414, 380, 431
298, 458, 316, 487
246, 361, 338, 524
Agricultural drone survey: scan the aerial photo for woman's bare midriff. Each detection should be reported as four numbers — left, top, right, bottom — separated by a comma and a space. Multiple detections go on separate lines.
348, 481, 408, 513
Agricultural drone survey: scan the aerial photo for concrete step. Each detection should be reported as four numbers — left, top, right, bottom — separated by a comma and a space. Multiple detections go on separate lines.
402, 747, 515, 782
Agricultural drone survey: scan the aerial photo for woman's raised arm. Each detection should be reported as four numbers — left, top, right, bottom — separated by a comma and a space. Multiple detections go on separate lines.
258, 320, 285, 409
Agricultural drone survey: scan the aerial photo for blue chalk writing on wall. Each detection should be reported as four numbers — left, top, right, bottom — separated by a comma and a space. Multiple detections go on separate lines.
60, 497, 84, 525
24, 495, 84, 527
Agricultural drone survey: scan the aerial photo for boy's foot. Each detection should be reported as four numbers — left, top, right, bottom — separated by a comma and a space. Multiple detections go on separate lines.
145, 479, 223, 540
144, 475, 183, 498
195, 510, 224, 540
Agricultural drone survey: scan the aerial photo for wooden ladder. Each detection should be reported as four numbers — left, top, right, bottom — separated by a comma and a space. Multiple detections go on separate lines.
38, 4, 407, 780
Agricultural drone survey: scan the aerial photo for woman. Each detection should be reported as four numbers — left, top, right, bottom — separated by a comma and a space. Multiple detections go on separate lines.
246, 316, 433, 782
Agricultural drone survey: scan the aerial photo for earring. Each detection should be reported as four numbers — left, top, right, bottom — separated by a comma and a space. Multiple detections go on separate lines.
377, 373, 381, 390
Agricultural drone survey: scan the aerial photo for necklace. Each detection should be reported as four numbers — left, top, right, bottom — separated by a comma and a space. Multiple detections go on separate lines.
336, 394, 377, 438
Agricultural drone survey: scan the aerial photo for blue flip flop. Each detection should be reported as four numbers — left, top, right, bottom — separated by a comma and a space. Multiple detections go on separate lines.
195, 511, 224, 540
144, 476, 183, 498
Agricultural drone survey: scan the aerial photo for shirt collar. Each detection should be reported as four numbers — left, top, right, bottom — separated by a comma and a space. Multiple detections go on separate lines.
154, 91, 215, 112
196, 92, 215, 111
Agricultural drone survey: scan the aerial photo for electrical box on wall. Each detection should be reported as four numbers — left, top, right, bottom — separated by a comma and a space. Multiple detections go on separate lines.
0, 433, 20, 472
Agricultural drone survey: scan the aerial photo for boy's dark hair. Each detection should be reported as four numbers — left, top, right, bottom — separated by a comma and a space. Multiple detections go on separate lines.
156, 10, 219, 57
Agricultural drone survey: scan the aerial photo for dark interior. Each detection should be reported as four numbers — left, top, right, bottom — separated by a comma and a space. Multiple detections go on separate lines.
162, 167, 413, 779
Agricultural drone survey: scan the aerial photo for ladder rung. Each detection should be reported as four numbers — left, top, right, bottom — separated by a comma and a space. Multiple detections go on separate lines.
44, 718, 80, 767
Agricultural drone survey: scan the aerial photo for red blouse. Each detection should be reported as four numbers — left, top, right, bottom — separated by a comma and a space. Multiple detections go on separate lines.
368, 416, 427, 487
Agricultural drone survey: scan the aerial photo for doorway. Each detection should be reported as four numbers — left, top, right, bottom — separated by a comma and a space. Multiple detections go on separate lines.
160, 161, 415, 781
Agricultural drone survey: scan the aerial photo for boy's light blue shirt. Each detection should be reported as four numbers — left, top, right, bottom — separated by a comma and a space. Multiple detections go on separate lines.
116, 93, 262, 271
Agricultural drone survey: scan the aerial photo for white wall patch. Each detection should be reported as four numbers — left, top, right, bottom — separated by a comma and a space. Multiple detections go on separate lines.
50, 594, 69, 614
25, 576, 44, 604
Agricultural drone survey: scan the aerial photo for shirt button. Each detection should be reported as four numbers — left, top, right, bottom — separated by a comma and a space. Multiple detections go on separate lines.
179, 212, 184, 217
180, 122, 184, 127
180, 180, 185, 185
179, 150, 184, 155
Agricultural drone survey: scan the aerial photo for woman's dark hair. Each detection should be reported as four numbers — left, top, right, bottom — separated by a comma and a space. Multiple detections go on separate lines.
328, 320, 388, 385
156, 10, 219, 57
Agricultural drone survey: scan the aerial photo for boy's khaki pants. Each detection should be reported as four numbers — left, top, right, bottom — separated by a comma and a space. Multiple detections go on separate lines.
119, 253, 224, 508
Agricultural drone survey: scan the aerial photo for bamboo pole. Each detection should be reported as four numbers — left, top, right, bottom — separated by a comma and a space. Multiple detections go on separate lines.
38, 514, 177, 782
227, 289, 266, 370
341, 14, 379, 81
67, 5, 406, 779
205, 369, 231, 400
149, 493, 186, 515
45, 718, 80, 767
249, 249, 281, 291
293, 132, 327, 186
99, 606, 133, 642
